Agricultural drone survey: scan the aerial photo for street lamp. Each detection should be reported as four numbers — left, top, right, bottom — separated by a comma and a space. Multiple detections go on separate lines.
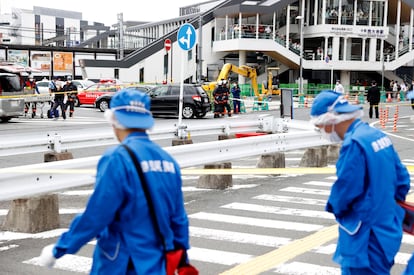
296, 15, 304, 96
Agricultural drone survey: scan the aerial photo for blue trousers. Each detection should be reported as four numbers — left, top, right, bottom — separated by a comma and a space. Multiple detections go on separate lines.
341, 233, 393, 275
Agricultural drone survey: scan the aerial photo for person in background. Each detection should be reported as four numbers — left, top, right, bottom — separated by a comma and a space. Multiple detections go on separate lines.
334, 80, 344, 94
310, 90, 410, 274
49, 76, 66, 120
24, 75, 39, 118
221, 79, 232, 117
392, 80, 399, 99
231, 82, 241, 114
38, 88, 192, 274
62, 76, 78, 118
213, 80, 224, 118
366, 80, 380, 119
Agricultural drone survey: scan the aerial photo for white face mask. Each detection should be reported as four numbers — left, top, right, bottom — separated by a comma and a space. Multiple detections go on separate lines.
321, 125, 342, 143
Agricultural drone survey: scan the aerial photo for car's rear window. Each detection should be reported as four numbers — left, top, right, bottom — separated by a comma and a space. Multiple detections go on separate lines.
0, 75, 22, 93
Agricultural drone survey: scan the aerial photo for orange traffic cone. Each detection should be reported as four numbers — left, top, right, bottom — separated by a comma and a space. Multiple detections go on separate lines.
380, 109, 386, 129
387, 92, 392, 103
397, 93, 401, 102
393, 113, 398, 132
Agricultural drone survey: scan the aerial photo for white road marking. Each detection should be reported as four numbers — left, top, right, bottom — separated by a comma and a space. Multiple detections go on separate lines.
189, 212, 323, 232
24, 254, 91, 273
253, 194, 326, 206
314, 244, 412, 265
59, 190, 93, 196
280, 187, 331, 196
312, 244, 336, 254
221, 202, 333, 219
0, 229, 67, 241
0, 208, 84, 217
303, 181, 333, 187
188, 247, 252, 266
272, 261, 340, 275
189, 226, 291, 247
0, 244, 18, 251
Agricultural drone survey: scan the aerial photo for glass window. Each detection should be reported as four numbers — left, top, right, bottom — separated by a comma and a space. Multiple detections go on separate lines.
341, 2, 354, 25
152, 86, 169, 97
371, 1, 385, 27
326, 0, 340, 24
356, 0, 369, 26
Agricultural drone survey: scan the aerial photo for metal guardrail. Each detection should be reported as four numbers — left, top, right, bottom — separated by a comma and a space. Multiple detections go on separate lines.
0, 127, 328, 201
0, 115, 303, 157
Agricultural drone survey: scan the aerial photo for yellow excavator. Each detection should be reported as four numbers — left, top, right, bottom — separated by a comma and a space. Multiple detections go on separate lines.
261, 67, 281, 96
203, 63, 280, 101
202, 63, 265, 100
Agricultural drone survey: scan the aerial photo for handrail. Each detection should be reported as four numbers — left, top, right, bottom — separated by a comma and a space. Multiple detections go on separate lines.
0, 126, 328, 201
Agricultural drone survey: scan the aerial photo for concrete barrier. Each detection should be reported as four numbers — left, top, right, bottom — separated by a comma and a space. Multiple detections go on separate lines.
197, 162, 233, 189
197, 134, 234, 189
256, 152, 286, 172
299, 146, 328, 167
3, 194, 60, 233
327, 144, 340, 164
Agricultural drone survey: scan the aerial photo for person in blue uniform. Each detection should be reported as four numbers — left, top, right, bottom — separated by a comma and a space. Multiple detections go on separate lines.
310, 90, 410, 274
38, 88, 191, 274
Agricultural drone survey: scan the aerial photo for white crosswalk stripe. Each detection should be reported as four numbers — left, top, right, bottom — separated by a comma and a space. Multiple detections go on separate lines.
253, 194, 326, 206
272, 261, 340, 275
189, 226, 291, 247
221, 202, 333, 219
189, 212, 324, 232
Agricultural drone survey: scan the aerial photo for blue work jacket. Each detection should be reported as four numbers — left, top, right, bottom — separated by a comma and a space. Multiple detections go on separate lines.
326, 119, 410, 269
53, 132, 189, 274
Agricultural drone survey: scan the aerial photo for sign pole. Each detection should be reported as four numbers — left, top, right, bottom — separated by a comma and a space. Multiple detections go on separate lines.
178, 51, 184, 126
176, 23, 197, 139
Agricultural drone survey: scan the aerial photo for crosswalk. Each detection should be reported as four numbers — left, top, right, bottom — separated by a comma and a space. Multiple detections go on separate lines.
1, 157, 414, 274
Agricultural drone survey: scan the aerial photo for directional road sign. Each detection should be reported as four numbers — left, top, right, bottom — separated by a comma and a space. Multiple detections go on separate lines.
177, 23, 196, 51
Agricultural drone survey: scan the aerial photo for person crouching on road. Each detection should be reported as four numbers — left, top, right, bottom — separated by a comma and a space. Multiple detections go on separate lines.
213, 80, 224, 118
310, 90, 410, 275
38, 88, 193, 274
63, 76, 78, 118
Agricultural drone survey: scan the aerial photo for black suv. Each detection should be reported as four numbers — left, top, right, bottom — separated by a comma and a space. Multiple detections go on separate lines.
148, 84, 210, 119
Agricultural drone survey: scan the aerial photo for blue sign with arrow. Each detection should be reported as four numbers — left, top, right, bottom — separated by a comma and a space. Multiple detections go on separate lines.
177, 23, 196, 51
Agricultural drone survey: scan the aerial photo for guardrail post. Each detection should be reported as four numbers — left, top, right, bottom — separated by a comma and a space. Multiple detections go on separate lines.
257, 153, 285, 172
197, 134, 234, 189
172, 124, 193, 146
299, 146, 328, 167
327, 144, 340, 164
2, 134, 74, 233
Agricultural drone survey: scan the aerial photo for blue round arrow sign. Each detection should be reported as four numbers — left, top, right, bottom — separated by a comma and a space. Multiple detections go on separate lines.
177, 23, 197, 51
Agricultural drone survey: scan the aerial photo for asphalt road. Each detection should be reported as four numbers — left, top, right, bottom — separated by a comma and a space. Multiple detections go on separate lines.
1, 101, 414, 274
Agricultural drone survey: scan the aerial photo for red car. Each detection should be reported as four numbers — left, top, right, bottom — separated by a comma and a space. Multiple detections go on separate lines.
76, 82, 124, 106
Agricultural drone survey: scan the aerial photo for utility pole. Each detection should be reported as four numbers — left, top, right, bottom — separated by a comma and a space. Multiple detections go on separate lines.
117, 13, 124, 60
197, 15, 203, 84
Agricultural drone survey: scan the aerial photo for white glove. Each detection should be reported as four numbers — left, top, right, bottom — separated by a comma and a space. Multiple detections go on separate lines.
38, 244, 56, 268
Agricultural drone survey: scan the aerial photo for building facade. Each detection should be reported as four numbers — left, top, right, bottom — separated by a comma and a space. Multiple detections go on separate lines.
1, 0, 414, 91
